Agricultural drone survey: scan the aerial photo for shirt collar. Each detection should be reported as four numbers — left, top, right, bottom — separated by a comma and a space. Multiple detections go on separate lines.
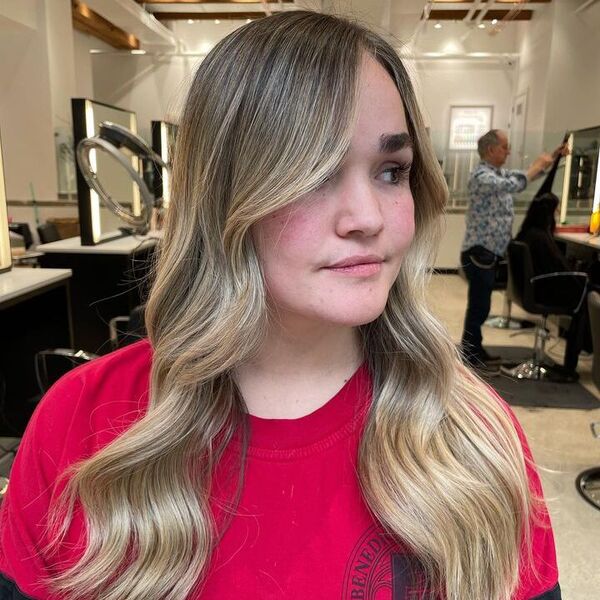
481, 160, 503, 174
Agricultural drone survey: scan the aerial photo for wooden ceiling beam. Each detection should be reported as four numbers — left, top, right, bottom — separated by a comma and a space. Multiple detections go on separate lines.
153, 11, 268, 20
426, 9, 533, 20
72, 1, 140, 49
137, 0, 292, 4
432, 0, 549, 3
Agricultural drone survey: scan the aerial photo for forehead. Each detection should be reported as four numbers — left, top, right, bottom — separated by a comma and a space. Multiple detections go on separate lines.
496, 132, 509, 145
354, 56, 408, 140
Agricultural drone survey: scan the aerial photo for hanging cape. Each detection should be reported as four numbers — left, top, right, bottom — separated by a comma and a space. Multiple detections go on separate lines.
533, 132, 569, 199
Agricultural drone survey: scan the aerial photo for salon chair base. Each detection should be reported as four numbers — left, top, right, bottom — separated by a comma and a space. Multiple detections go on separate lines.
485, 316, 524, 330
500, 361, 554, 380
484, 316, 536, 330
576, 468, 600, 511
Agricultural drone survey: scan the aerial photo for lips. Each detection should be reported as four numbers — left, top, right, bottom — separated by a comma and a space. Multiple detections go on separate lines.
323, 255, 384, 277
326, 255, 384, 269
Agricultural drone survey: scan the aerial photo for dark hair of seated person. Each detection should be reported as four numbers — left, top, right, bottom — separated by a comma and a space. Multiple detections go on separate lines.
515, 193, 569, 276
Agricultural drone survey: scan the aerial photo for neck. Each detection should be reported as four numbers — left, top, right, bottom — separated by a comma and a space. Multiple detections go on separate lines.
235, 315, 362, 418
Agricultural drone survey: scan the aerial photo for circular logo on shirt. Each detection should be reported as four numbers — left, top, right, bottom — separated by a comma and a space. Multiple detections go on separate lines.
341, 525, 423, 600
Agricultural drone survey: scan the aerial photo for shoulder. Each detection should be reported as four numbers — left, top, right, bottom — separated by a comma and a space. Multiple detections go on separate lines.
469, 162, 490, 180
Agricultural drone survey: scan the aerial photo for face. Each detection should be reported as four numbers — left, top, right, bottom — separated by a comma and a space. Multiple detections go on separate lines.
487, 131, 511, 167
253, 56, 415, 330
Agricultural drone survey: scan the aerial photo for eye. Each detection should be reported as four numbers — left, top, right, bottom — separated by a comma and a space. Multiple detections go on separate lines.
380, 162, 412, 185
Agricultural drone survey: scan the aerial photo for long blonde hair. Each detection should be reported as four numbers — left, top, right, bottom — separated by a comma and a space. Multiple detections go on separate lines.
51, 11, 536, 600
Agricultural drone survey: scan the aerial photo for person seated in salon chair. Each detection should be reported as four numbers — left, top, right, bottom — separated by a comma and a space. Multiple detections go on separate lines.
516, 193, 594, 382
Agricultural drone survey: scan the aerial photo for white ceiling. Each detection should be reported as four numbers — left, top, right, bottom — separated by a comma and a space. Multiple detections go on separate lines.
80, 0, 600, 54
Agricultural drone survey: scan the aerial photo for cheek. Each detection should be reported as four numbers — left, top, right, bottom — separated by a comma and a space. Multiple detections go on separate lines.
254, 203, 324, 269
388, 195, 416, 252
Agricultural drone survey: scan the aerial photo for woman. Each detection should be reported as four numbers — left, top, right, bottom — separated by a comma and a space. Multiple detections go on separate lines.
516, 193, 590, 381
516, 194, 568, 276
0, 11, 560, 600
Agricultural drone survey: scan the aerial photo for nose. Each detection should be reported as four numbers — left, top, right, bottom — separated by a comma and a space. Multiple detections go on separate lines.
335, 177, 384, 238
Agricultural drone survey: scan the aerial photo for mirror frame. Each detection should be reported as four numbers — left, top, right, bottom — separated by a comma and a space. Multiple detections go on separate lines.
72, 98, 140, 245
151, 120, 177, 210
0, 131, 11, 274
559, 125, 600, 225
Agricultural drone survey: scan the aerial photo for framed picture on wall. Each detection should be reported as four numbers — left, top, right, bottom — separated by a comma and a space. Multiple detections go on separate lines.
448, 106, 493, 151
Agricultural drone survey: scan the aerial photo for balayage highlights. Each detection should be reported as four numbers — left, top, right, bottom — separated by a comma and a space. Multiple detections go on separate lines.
50, 11, 537, 600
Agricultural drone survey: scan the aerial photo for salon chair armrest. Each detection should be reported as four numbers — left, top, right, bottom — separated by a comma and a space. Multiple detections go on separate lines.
34, 349, 98, 395
530, 271, 588, 313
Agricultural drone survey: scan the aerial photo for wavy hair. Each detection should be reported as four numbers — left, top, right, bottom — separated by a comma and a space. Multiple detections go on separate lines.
50, 11, 536, 600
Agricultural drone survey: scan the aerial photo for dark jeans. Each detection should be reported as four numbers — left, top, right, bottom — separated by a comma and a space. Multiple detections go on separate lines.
564, 307, 588, 372
535, 275, 591, 373
460, 246, 498, 361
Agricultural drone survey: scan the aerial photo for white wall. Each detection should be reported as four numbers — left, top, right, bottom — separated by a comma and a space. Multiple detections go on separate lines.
91, 53, 196, 142
513, 5, 554, 161
0, 0, 57, 201
89, 19, 253, 141
542, 0, 600, 147
73, 30, 113, 99
516, 0, 600, 155
415, 59, 516, 160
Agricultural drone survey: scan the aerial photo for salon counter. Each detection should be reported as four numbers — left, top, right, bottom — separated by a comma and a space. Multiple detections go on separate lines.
0, 268, 73, 434
0, 268, 71, 307
37, 233, 158, 353
555, 232, 600, 250
37, 231, 160, 255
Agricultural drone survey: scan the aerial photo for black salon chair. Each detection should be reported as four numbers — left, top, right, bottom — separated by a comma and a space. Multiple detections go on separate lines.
575, 291, 600, 511
37, 222, 61, 244
501, 241, 588, 380
34, 348, 98, 394
108, 304, 146, 350
8, 223, 34, 250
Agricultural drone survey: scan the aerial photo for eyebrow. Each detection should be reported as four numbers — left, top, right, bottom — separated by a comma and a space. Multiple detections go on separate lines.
379, 133, 413, 154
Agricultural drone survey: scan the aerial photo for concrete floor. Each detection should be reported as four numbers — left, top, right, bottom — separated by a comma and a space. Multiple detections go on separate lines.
429, 274, 600, 600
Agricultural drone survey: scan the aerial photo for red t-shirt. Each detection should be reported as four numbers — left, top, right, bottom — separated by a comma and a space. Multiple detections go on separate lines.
0, 340, 560, 599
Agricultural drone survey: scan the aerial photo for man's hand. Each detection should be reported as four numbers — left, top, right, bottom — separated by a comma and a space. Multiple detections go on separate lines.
551, 143, 569, 159
527, 152, 555, 181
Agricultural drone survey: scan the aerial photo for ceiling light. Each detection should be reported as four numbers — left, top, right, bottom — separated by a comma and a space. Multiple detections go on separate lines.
187, 19, 194, 24
478, 23, 486, 29
215, 19, 221, 24
434, 22, 442, 29
131, 49, 146, 55
492, 19, 498, 25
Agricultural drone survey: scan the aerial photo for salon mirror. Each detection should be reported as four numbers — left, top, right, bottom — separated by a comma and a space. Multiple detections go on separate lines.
556, 126, 600, 225
0, 132, 11, 274
72, 99, 142, 245
76, 121, 168, 237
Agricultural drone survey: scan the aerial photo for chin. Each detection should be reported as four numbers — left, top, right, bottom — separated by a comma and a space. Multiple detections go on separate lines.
318, 304, 388, 328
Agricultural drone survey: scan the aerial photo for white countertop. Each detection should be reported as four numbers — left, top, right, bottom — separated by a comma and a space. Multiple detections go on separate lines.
37, 231, 160, 255
0, 268, 72, 305
555, 232, 600, 249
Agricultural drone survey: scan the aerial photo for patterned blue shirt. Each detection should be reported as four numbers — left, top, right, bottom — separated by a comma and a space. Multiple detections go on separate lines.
461, 161, 528, 257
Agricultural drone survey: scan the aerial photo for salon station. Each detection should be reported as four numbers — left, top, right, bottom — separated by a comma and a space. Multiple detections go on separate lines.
0, 0, 599, 596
